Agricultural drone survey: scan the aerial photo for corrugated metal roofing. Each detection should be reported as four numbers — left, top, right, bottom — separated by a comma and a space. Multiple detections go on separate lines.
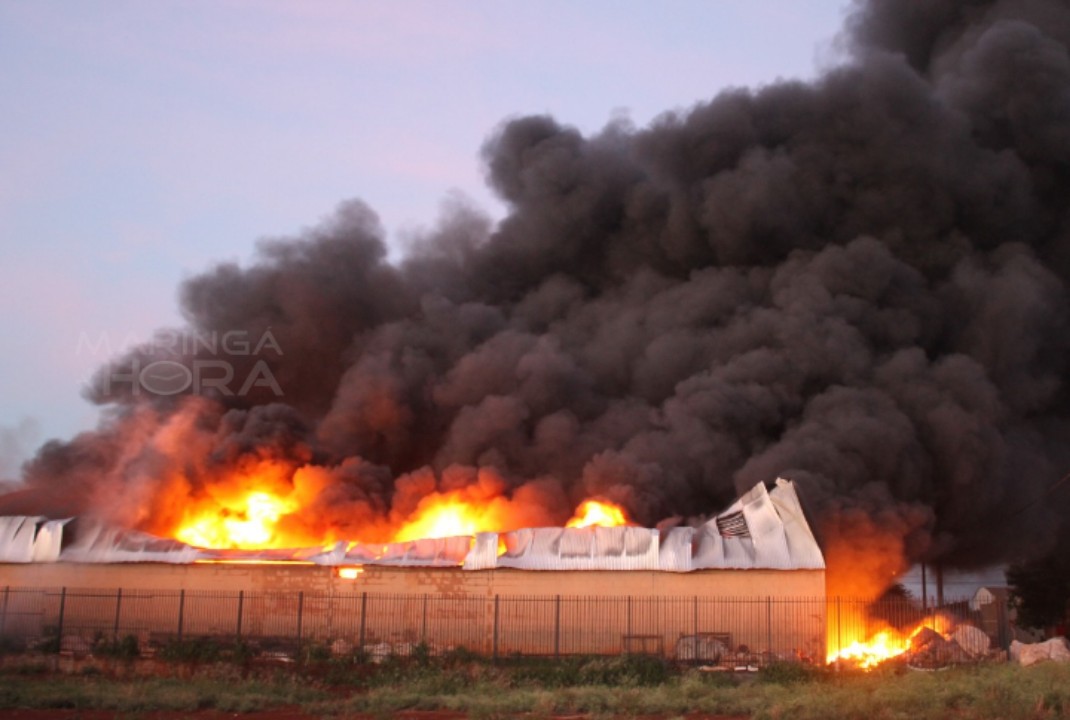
316, 535, 472, 567
478, 525, 661, 571
0, 478, 824, 571
0, 516, 68, 563
466, 478, 824, 572
60, 521, 201, 564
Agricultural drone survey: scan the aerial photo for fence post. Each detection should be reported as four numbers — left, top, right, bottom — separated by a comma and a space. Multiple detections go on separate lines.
627, 595, 633, 639
177, 590, 185, 640
422, 593, 428, 644
766, 596, 772, 662
554, 595, 561, 658
835, 596, 842, 661
0, 586, 9, 637
56, 587, 67, 654
492, 595, 500, 663
692, 595, 698, 638
113, 588, 123, 640
296, 591, 304, 654
996, 598, 1010, 651
236, 591, 244, 640
358, 592, 367, 652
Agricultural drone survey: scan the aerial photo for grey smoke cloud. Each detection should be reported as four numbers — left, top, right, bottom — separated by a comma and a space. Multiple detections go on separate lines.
0, 417, 40, 485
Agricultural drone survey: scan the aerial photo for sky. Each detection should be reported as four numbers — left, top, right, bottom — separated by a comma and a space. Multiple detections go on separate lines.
0, 0, 850, 480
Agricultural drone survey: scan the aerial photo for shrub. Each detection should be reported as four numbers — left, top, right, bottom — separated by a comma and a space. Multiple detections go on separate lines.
0, 635, 27, 655
94, 634, 140, 660
758, 660, 821, 685
158, 636, 223, 663
508, 654, 671, 688
301, 642, 331, 663
440, 645, 482, 666
411, 641, 431, 667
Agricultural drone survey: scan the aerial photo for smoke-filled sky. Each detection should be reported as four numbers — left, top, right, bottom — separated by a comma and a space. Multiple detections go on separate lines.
4, 0, 1070, 590
0, 0, 846, 454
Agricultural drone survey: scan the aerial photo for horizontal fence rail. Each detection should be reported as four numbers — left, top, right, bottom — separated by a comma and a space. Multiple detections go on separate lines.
0, 586, 1006, 665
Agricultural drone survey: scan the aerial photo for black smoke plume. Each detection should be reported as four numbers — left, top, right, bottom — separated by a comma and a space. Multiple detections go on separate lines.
10, 0, 1070, 588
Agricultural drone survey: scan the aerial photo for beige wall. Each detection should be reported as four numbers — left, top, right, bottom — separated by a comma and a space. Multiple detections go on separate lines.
0, 562, 826, 661
0, 562, 824, 597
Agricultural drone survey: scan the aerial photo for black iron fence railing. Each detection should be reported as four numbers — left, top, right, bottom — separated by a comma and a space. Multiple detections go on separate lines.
0, 586, 1008, 665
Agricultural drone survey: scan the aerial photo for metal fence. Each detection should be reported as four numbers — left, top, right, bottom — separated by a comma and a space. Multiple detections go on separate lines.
0, 586, 1007, 665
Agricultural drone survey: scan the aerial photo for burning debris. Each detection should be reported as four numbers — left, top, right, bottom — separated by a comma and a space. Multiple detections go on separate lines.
2, 0, 1070, 601
828, 612, 1002, 670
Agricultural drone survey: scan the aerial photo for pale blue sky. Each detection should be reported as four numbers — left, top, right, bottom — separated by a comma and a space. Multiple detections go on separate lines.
0, 0, 849, 477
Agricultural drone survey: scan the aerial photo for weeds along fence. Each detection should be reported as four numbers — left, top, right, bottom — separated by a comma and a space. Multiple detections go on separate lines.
0, 587, 1003, 664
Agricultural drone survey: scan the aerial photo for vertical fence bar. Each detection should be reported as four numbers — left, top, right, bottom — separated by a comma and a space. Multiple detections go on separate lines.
177, 589, 185, 640
692, 595, 698, 638
492, 595, 500, 662
56, 587, 67, 654
358, 592, 367, 651
0, 586, 9, 637
236, 590, 244, 639
835, 596, 841, 662
554, 595, 561, 658
997, 598, 1010, 651
113, 588, 123, 640
296, 591, 304, 653
421, 594, 428, 644
766, 596, 772, 662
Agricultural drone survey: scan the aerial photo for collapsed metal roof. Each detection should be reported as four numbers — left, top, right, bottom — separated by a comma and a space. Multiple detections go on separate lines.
464, 478, 824, 571
0, 478, 824, 571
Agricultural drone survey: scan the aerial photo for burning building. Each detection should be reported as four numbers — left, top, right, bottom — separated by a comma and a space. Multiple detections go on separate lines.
0, 479, 828, 662
1, 0, 1069, 666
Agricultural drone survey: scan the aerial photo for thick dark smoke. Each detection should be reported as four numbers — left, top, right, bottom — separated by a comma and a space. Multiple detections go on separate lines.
11, 0, 1070, 581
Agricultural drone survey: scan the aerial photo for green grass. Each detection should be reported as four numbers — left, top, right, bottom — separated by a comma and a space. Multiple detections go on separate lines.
0, 675, 324, 713
1, 656, 1070, 719
742, 662, 1070, 720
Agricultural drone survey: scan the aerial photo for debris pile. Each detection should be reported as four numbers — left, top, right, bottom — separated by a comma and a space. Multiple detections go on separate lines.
1010, 638, 1070, 667
906, 627, 975, 669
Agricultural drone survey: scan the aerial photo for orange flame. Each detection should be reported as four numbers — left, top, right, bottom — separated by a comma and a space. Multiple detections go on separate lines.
170, 455, 634, 553
170, 460, 319, 551
826, 613, 954, 669
827, 627, 910, 669
393, 496, 492, 542
566, 499, 630, 528
177, 489, 297, 550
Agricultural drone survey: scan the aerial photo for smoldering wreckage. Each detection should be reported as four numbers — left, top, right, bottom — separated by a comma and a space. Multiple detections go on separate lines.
3, 0, 1070, 670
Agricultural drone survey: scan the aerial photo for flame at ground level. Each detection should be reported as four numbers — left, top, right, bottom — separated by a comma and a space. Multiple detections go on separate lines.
826, 611, 954, 669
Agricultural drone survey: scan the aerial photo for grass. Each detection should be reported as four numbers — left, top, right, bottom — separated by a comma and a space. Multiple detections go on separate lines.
1, 654, 1070, 718
0, 675, 324, 713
